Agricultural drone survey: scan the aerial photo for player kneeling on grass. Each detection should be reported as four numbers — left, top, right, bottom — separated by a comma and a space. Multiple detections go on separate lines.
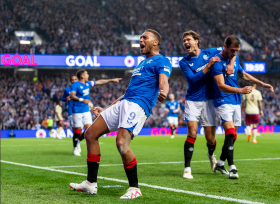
242, 84, 263, 144
210, 35, 274, 179
164, 93, 180, 138
69, 29, 172, 199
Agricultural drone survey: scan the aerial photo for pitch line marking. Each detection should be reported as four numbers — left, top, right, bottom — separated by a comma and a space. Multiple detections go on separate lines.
47, 157, 280, 168
1, 160, 264, 204
1, 142, 102, 147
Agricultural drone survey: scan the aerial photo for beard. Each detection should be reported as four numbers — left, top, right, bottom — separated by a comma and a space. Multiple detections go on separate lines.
141, 43, 153, 55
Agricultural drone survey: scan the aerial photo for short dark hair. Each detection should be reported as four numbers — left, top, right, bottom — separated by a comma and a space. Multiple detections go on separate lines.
145, 29, 161, 45
224, 35, 241, 48
70, 75, 76, 80
182, 30, 200, 47
76, 69, 86, 79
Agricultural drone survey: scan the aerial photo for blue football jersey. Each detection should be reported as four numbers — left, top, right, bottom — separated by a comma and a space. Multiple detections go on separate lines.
71, 81, 95, 113
61, 86, 73, 116
211, 54, 243, 107
122, 55, 172, 118
179, 47, 223, 101
166, 100, 179, 117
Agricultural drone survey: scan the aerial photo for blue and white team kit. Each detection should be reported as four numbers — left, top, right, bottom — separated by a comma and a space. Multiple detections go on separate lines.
179, 48, 223, 126
211, 54, 243, 126
166, 100, 179, 125
100, 55, 172, 136
62, 86, 74, 128
71, 81, 95, 128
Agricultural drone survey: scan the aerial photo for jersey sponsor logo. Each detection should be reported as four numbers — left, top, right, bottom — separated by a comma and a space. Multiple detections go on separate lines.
82, 89, 89, 96
80, 86, 83, 89
203, 55, 209, 60
189, 63, 194, 66
195, 63, 209, 72
132, 66, 144, 76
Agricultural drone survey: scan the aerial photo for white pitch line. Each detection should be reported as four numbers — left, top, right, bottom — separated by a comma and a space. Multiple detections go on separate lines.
1, 160, 263, 204
1, 144, 70, 147
1, 142, 102, 147
47, 157, 280, 168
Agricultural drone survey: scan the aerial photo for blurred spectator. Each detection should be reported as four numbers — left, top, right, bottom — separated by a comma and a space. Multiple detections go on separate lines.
0, 0, 279, 59
1, 69, 278, 129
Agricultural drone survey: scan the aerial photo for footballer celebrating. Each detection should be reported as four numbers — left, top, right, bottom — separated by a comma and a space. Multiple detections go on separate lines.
211, 35, 274, 179
70, 70, 122, 156
179, 30, 235, 179
164, 93, 180, 138
69, 29, 172, 199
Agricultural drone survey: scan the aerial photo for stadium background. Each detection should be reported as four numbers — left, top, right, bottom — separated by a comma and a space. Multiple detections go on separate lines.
1, 0, 280, 203
1, 0, 280, 132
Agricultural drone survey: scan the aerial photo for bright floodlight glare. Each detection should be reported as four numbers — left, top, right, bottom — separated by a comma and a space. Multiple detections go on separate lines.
20, 40, 31, 44
132, 44, 140, 47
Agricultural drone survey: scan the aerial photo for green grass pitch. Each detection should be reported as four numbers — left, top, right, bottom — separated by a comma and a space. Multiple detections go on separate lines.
1, 133, 280, 204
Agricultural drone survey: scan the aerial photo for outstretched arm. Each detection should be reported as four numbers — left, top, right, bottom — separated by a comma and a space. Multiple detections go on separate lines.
240, 71, 274, 92
158, 74, 169, 102
180, 57, 220, 84
213, 74, 252, 94
95, 78, 122, 85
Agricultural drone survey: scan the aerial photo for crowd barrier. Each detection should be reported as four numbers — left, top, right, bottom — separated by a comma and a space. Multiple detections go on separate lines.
1, 125, 278, 139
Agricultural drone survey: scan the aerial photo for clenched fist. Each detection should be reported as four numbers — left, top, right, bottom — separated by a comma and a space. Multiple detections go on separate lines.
157, 90, 167, 102
240, 86, 253, 94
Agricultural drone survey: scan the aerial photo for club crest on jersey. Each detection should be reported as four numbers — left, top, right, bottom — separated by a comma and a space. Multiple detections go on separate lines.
203, 55, 209, 60
189, 63, 194, 66
80, 86, 83, 89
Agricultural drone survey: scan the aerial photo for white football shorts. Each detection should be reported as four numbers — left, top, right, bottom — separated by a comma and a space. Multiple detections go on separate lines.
167, 117, 179, 126
100, 99, 147, 137
68, 115, 74, 129
215, 104, 241, 126
184, 99, 216, 126
73, 111, 93, 128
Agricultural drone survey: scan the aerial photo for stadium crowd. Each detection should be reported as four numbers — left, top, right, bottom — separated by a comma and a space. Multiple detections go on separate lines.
1, 0, 280, 60
0, 69, 279, 130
